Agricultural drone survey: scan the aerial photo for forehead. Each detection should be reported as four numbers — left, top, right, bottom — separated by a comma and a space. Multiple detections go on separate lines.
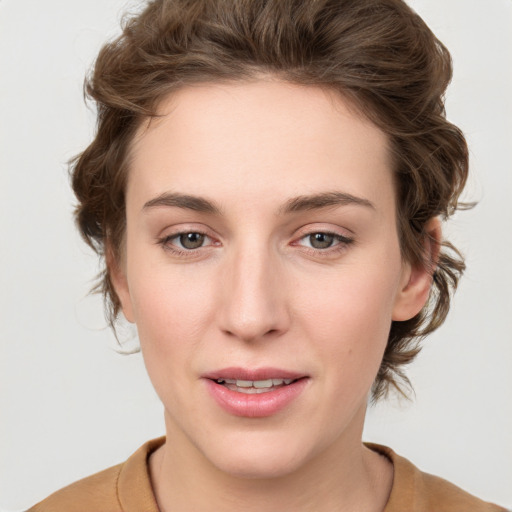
127, 80, 394, 214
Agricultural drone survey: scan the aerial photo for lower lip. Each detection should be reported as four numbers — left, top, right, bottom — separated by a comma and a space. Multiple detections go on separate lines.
205, 378, 309, 418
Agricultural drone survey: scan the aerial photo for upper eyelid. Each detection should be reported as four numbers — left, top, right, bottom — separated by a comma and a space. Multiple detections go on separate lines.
298, 229, 350, 238
156, 224, 354, 247
292, 224, 354, 240
294, 232, 353, 247
158, 223, 216, 239
161, 231, 215, 245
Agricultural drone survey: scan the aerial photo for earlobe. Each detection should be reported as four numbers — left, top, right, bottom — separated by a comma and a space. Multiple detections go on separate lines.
106, 245, 135, 324
392, 217, 442, 321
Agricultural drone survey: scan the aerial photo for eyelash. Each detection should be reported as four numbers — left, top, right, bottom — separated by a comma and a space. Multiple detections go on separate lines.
293, 231, 354, 255
156, 230, 354, 257
157, 231, 217, 257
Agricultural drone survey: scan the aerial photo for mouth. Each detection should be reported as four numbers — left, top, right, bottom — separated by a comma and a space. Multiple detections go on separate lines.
213, 377, 299, 394
203, 368, 309, 417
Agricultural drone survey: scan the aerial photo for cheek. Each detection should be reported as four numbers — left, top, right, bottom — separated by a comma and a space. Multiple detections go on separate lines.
126, 257, 217, 363
126, 267, 216, 414
295, 260, 402, 380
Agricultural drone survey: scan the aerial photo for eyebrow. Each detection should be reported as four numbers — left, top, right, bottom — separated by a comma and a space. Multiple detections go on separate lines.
142, 190, 375, 215
279, 191, 375, 214
143, 192, 221, 214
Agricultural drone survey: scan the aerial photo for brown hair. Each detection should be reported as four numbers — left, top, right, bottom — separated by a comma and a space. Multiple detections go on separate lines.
71, 0, 469, 400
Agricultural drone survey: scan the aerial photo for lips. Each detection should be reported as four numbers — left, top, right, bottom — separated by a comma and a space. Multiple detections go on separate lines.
202, 367, 309, 417
203, 367, 305, 381
215, 378, 294, 394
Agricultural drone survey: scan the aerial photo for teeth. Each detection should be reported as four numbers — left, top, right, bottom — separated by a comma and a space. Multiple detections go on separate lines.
215, 377, 295, 390
253, 379, 273, 388
236, 380, 254, 388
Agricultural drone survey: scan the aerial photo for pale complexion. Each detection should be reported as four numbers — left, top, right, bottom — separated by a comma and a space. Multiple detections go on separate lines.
111, 80, 438, 512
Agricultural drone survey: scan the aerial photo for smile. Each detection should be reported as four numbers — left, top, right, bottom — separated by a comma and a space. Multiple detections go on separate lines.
204, 368, 309, 417
215, 378, 295, 394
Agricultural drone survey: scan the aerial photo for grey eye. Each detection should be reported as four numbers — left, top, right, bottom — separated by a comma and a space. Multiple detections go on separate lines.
179, 232, 205, 249
308, 233, 335, 249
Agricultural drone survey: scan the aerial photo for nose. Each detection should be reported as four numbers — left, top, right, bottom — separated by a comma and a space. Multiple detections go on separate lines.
217, 244, 290, 342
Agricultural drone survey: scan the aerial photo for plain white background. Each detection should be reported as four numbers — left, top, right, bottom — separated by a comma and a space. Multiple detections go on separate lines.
1, 0, 511, 510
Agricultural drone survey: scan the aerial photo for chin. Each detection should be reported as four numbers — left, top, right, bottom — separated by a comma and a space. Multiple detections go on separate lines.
213, 451, 305, 480
199, 430, 316, 480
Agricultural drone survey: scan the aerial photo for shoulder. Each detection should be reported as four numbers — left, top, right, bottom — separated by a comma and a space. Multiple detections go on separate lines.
417, 471, 506, 512
365, 443, 508, 512
26, 463, 123, 512
27, 437, 165, 512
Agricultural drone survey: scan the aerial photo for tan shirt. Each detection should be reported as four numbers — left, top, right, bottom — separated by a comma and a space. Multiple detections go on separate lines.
28, 437, 506, 512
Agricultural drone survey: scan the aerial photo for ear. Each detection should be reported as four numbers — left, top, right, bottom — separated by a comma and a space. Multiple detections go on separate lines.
392, 217, 442, 321
106, 244, 136, 323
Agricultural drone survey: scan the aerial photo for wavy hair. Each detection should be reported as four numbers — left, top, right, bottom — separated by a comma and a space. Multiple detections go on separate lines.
71, 0, 469, 400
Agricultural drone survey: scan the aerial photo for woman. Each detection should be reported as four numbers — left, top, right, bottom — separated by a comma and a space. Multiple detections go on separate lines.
24, 0, 507, 510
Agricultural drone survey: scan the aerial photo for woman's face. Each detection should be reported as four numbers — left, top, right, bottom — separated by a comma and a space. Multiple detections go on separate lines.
113, 81, 428, 478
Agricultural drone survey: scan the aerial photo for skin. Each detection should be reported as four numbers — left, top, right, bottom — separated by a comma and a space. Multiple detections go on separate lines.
111, 80, 438, 512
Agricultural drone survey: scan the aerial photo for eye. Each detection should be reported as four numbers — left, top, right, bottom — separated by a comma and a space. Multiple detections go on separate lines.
159, 231, 214, 251
306, 233, 336, 249
177, 232, 207, 250
296, 231, 354, 251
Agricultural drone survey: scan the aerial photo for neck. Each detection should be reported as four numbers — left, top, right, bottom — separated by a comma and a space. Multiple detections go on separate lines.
149, 406, 393, 512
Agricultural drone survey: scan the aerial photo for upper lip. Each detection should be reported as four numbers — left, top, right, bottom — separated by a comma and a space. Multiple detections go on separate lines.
202, 367, 307, 381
